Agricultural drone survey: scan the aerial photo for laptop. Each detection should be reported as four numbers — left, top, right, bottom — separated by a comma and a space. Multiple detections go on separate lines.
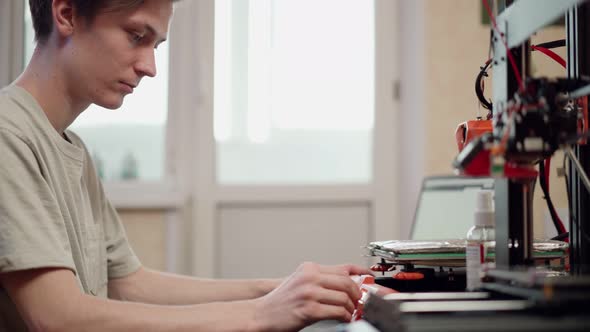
409, 176, 495, 241
366, 176, 567, 265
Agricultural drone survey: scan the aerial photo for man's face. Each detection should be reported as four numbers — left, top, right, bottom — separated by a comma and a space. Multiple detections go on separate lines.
63, 0, 173, 109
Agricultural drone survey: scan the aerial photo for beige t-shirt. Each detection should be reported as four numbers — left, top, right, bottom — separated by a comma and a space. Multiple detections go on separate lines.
0, 85, 141, 330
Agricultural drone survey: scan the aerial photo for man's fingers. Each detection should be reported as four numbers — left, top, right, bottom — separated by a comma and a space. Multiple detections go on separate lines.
306, 302, 353, 322
317, 265, 349, 276
317, 274, 362, 302
318, 264, 371, 276
343, 264, 373, 276
313, 287, 357, 314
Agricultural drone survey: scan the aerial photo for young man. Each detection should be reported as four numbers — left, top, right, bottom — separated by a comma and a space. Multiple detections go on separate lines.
0, 0, 370, 331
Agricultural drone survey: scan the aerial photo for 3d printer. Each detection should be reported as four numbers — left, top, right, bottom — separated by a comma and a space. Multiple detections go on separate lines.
359, 1, 590, 331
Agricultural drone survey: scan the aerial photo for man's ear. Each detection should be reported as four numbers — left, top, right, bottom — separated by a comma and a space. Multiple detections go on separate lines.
52, 0, 75, 37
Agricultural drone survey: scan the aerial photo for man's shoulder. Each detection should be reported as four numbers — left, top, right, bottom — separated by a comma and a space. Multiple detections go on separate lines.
0, 85, 35, 137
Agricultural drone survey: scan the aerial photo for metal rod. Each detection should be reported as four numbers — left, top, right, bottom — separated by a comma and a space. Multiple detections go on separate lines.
566, 146, 590, 194
566, 83, 590, 100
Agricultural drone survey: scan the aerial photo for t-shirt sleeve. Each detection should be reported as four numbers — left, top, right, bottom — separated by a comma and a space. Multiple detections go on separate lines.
0, 129, 76, 273
101, 198, 142, 279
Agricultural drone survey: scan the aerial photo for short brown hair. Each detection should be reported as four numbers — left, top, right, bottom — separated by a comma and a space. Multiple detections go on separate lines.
29, 0, 176, 44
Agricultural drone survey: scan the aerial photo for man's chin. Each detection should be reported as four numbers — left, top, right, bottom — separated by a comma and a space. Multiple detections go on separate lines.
95, 97, 125, 110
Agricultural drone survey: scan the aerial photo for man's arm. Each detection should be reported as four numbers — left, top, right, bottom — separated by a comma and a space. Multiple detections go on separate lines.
108, 267, 280, 304
1, 263, 368, 332
1, 268, 259, 332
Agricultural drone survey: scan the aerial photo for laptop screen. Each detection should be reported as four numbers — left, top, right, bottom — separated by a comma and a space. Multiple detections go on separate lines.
410, 176, 495, 240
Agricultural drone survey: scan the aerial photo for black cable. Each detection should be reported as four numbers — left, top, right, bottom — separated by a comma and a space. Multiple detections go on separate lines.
534, 39, 566, 49
539, 160, 567, 236
564, 153, 574, 237
487, 29, 493, 60
475, 59, 493, 111
552, 232, 569, 241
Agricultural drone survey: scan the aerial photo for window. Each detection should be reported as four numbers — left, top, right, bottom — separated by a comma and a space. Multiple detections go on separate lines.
214, 0, 375, 184
24, 2, 170, 182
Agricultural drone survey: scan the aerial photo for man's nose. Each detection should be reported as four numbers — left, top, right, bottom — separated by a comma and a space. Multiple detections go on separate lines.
135, 49, 157, 78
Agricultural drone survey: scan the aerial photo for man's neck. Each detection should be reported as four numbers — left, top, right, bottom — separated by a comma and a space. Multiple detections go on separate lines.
15, 45, 89, 135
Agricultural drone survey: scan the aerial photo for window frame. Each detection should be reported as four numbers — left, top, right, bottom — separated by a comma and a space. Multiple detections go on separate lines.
1, 1, 25, 88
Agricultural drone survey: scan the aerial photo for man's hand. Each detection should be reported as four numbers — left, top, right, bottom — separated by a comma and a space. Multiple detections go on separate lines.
251, 262, 372, 332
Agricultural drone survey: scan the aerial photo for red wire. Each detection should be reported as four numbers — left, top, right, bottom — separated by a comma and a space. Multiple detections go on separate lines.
531, 45, 567, 68
482, 0, 526, 92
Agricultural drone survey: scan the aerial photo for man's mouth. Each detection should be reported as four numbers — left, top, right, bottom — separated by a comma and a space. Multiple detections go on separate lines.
119, 81, 136, 93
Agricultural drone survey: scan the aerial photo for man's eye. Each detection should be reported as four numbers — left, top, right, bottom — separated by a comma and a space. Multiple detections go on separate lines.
129, 32, 145, 43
